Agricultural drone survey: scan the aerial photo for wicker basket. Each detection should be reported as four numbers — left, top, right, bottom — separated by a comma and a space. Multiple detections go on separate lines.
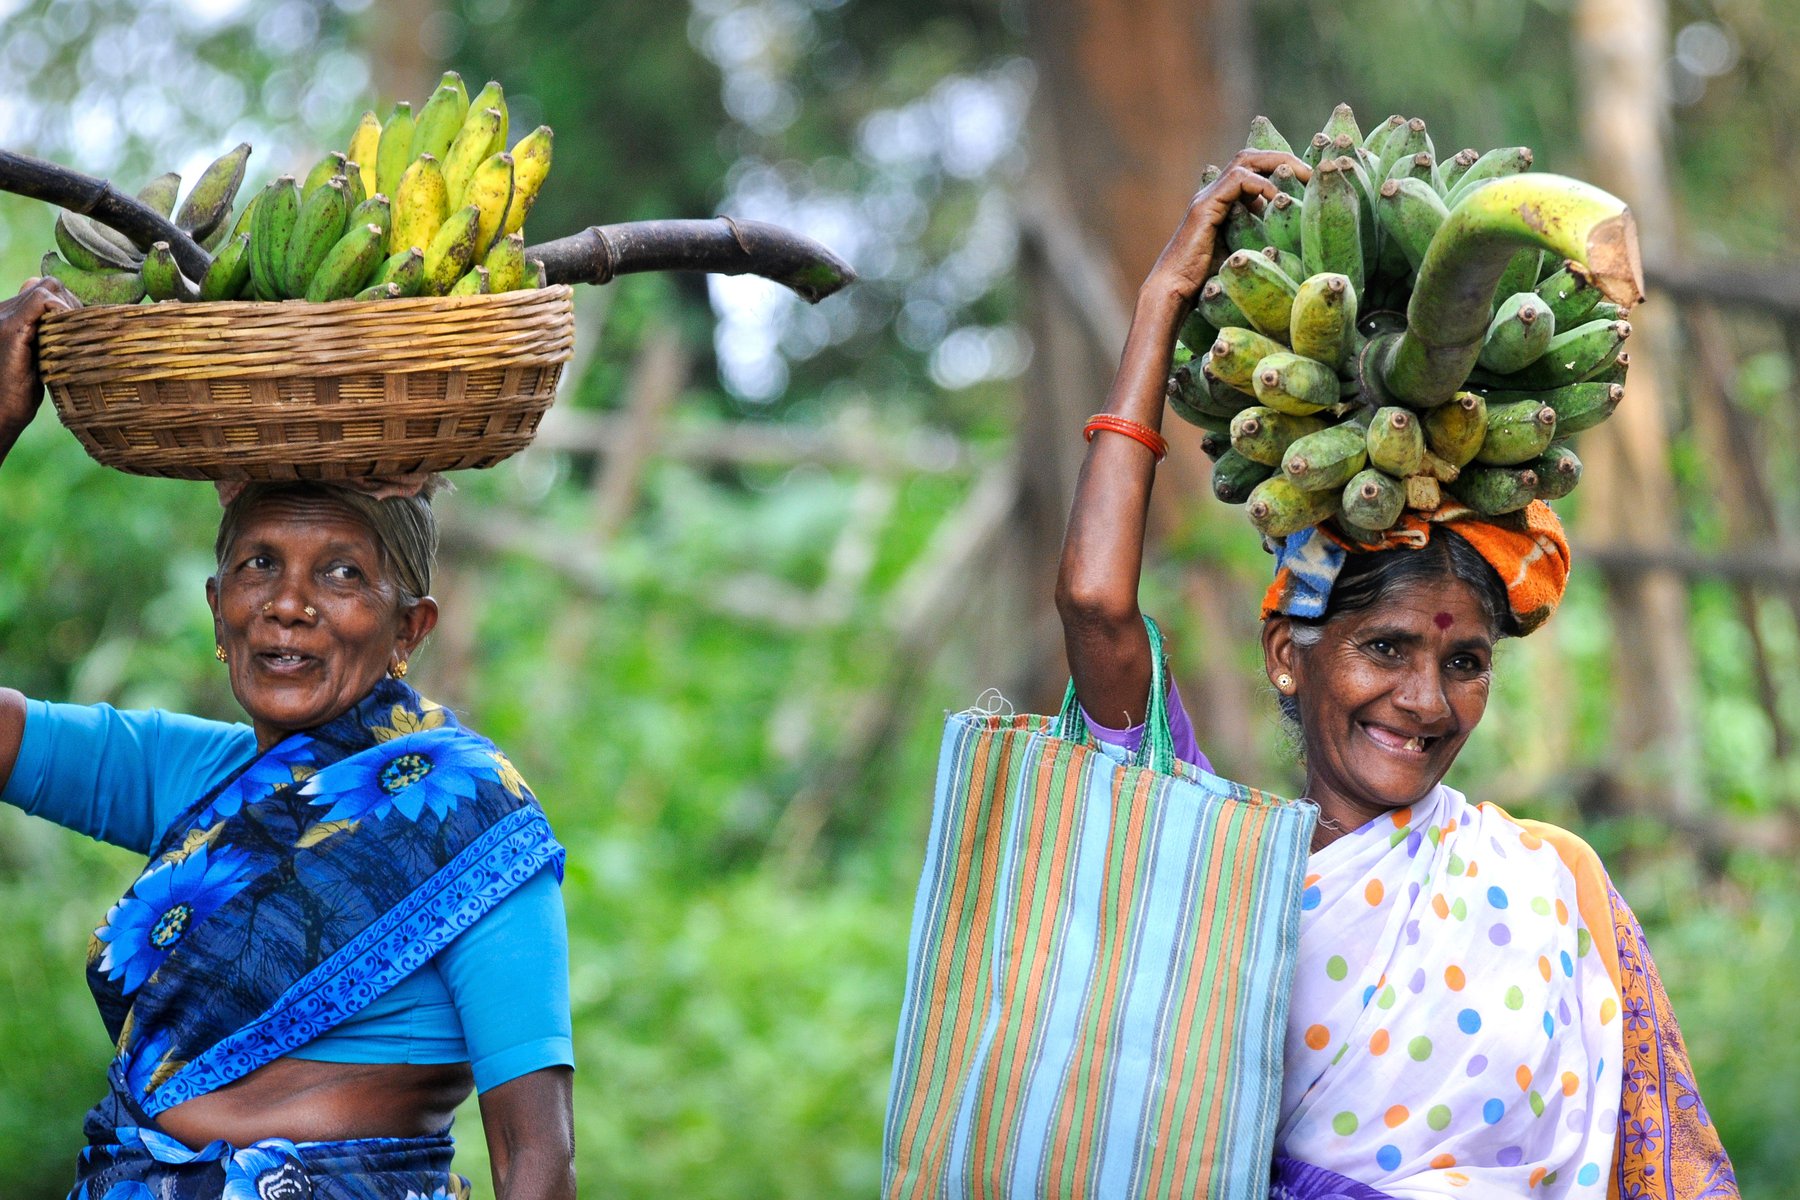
36, 286, 576, 481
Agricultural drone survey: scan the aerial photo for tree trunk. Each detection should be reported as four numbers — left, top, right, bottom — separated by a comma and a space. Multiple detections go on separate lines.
1013, 0, 1249, 710
1572, 0, 1703, 819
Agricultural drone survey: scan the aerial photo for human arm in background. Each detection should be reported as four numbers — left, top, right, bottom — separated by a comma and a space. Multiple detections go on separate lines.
0, 277, 79, 792
1054, 151, 1305, 729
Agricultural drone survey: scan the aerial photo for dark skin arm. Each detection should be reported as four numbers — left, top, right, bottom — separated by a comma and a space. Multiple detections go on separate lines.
1055, 151, 1308, 727
480, 1066, 577, 1199
0, 277, 77, 786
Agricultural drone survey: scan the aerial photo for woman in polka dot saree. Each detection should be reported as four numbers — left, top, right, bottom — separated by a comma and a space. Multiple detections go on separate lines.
1054, 153, 1736, 1198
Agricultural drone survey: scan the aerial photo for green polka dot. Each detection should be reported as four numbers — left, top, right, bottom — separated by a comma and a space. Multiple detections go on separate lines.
1451, 898, 1468, 921
1543, 1171, 1559, 1186
1390, 827, 1410, 848
1407, 1035, 1433, 1061
1505, 985, 1525, 1010
1530, 1090, 1546, 1116
1333, 1111, 1358, 1135
1427, 1104, 1452, 1130
1332, 1043, 1348, 1064
1377, 985, 1396, 1009
1577, 928, 1593, 956
1428, 825, 1442, 845
1531, 896, 1551, 915
1326, 955, 1348, 981
1448, 853, 1465, 876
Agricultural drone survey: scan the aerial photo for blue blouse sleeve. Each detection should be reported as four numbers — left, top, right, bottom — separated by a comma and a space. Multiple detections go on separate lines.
435, 864, 575, 1092
0, 699, 256, 854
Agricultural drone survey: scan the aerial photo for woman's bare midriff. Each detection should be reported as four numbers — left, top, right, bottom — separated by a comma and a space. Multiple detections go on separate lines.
154, 1057, 475, 1150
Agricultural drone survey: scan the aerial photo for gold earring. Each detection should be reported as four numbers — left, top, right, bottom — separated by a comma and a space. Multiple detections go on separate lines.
388, 659, 409, 679
1276, 673, 1293, 691
215, 645, 228, 663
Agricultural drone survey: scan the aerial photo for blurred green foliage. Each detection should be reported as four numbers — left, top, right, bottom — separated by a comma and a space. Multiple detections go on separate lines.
0, 0, 1793, 1195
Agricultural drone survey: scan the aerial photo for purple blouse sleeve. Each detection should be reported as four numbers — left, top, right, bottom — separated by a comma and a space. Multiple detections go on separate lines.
1080, 681, 1210, 773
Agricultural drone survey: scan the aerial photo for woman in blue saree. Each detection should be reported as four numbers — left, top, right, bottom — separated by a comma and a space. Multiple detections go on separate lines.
0, 279, 575, 1199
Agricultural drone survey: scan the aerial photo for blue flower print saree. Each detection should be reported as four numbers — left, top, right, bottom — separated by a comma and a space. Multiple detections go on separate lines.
68, 679, 564, 1199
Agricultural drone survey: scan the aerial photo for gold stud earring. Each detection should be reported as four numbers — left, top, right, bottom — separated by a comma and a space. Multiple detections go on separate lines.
1276, 673, 1293, 691
388, 659, 409, 679
215, 645, 228, 663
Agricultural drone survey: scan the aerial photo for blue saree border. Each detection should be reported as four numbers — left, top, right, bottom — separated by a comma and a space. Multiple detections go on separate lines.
139, 805, 564, 1114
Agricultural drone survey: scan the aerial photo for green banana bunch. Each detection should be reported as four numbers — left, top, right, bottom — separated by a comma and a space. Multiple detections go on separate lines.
37, 69, 558, 309
1168, 106, 1643, 536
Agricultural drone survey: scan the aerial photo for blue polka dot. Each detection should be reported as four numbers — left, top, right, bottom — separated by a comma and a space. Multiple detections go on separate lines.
1302, 885, 1321, 911
1376, 1144, 1402, 1172
1543, 1013, 1556, 1038
1497, 1145, 1523, 1167
1561, 950, 1574, 976
1487, 886, 1509, 908
1578, 1163, 1600, 1186
1363, 984, 1377, 1005
1483, 1098, 1505, 1125
1457, 1008, 1482, 1034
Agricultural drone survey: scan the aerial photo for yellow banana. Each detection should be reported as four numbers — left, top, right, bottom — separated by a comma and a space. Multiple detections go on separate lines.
346, 110, 381, 196
443, 107, 504, 207
422, 204, 482, 295
465, 153, 514, 257
484, 232, 526, 292
468, 80, 509, 149
391, 154, 448, 257
501, 125, 553, 236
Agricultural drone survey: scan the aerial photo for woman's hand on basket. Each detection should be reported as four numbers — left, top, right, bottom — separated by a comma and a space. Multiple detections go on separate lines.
0, 277, 78, 446
1141, 150, 1310, 310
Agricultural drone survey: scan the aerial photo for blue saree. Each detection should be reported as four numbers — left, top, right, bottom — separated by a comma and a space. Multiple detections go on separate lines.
67, 678, 564, 1199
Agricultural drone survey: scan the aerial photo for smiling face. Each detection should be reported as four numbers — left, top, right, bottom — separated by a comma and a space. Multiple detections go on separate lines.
207, 493, 438, 751
1264, 576, 1496, 838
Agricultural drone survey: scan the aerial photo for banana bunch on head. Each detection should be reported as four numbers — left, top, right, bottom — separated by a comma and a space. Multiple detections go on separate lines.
1172, 104, 1643, 542
38, 71, 555, 306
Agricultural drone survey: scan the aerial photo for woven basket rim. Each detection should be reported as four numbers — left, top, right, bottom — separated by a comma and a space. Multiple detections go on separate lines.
38, 284, 575, 329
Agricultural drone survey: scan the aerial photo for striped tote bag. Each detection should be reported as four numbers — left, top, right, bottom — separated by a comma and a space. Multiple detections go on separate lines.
882, 619, 1316, 1198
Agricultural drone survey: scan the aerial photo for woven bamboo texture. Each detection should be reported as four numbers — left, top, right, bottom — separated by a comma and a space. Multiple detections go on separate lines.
38, 286, 576, 481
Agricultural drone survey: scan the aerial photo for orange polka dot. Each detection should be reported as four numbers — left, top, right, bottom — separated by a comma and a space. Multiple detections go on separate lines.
1444, 819, 1458, 833
1466, 860, 1479, 878
1385, 1105, 1409, 1128
1446, 1173, 1469, 1187
1561, 1071, 1580, 1096
1370, 1029, 1390, 1055
1431, 1154, 1457, 1169
1365, 879, 1385, 905
1529, 1166, 1548, 1188
1304, 873, 1320, 889
1520, 830, 1543, 850
1390, 809, 1410, 827
1601, 997, 1618, 1024
1555, 899, 1569, 924
1538, 955, 1553, 980
1445, 965, 1466, 991
1305, 1024, 1331, 1051
1516, 1065, 1533, 1090
1432, 894, 1451, 919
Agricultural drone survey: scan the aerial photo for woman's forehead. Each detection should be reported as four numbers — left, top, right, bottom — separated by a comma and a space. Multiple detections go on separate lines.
228, 494, 380, 548
1337, 577, 1494, 632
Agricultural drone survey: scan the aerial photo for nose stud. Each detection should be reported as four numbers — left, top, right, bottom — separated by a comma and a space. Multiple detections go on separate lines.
263, 601, 273, 614
304, 606, 317, 619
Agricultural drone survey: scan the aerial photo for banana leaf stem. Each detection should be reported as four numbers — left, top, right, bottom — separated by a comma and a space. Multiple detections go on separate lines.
0, 148, 211, 279
526, 218, 857, 303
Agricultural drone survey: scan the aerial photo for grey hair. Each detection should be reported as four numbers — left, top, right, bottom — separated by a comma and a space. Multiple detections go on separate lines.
214, 481, 442, 606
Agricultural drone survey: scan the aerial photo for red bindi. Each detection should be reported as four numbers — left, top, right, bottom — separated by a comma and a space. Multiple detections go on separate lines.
1434, 612, 1455, 630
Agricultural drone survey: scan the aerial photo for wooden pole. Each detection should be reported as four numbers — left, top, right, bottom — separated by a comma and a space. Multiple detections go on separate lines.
1573, 0, 1702, 817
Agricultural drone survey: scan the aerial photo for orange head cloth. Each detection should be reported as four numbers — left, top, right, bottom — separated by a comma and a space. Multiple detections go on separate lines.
1259, 500, 1571, 636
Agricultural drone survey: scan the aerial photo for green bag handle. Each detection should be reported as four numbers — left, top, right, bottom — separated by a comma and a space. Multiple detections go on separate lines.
1055, 614, 1177, 776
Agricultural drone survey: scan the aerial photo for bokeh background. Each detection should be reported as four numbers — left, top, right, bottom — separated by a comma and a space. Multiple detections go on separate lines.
0, 0, 1795, 1193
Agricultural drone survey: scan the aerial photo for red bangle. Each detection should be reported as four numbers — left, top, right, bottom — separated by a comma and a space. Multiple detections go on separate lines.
1084, 413, 1169, 462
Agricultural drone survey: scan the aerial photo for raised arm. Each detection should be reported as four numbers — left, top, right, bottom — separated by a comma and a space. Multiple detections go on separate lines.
0, 277, 78, 788
1055, 151, 1304, 728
